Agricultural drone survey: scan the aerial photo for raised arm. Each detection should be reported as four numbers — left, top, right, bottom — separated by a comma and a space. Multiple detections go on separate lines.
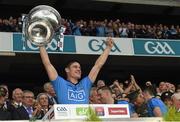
131, 75, 142, 93
39, 46, 58, 81
88, 37, 114, 83
113, 80, 124, 93
124, 81, 134, 94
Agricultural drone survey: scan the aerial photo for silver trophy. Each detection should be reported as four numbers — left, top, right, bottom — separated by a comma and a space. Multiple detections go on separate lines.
22, 5, 64, 49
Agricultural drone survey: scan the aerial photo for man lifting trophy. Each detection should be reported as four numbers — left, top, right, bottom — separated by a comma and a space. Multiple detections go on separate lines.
22, 4, 118, 122
23, 5, 114, 104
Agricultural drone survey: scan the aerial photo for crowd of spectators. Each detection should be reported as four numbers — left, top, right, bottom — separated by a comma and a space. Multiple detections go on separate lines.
0, 83, 56, 120
62, 18, 180, 39
0, 17, 22, 32
1, 16, 180, 120
1, 16, 180, 39
0, 75, 180, 120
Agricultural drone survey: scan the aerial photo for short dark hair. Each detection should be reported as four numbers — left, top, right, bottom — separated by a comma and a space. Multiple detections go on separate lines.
65, 60, 80, 68
97, 86, 112, 94
143, 86, 156, 96
0, 86, 7, 97
90, 87, 98, 97
23, 90, 34, 97
43, 82, 52, 91
126, 90, 140, 103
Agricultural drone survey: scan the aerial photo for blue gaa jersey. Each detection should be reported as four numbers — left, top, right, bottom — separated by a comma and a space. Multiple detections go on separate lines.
147, 97, 167, 117
52, 76, 92, 104
117, 100, 135, 116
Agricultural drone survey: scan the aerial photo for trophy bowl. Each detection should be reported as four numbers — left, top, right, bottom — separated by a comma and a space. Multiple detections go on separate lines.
23, 5, 61, 46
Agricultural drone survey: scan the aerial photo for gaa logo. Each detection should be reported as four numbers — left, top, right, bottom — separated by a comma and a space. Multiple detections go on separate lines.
25, 38, 58, 50
56, 106, 68, 117
88, 39, 121, 52
144, 41, 175, 55
56, 107, 67, 111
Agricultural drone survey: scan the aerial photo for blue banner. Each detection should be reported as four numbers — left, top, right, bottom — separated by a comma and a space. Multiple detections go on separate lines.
13, 33, 76, 53
133, 39, 180, 57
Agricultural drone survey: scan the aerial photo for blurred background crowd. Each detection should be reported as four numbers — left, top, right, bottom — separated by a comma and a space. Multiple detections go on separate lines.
0, 16, 180, 39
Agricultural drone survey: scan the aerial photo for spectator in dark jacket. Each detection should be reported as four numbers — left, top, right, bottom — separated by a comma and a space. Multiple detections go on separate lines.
0, 87, 12, 120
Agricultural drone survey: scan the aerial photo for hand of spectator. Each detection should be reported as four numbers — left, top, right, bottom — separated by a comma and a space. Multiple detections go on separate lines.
109, 84, 114, 89
146, 81, 152, 86
113, 80, 119, 86
35, 103, 42, 111
130, 74, 136, 84
32, 103, 42, 117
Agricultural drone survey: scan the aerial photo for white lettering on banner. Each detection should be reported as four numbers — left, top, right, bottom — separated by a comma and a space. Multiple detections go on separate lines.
68, 89, 85, 101
26, 38, 58, 50
27, 41, 39, 50
144, 41, 175, 54
47, 39, 58, 50
108, 108, 128, 115
110, 110, 125, 113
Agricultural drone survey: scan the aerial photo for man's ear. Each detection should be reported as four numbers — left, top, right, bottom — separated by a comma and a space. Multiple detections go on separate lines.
65, 68, 69, 73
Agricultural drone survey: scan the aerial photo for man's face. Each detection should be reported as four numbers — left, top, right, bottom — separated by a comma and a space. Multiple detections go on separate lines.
47, 84, 56, 96
0, 96, 5, 105
119, 83, 124, 89
142, 91, 149, 101
13, 89, 23, 103
1, 86, 9, 100
90, 90, 101, 104
159, 82, 167, 92
169, 84, 175, 92
97, 89, 109, 104
134, 93, 145, 107
23, 92, 34, 107
39, 94, 48, 106
66, 62, 81, 80
172, 96, 180, 110
164, 99, 173, 108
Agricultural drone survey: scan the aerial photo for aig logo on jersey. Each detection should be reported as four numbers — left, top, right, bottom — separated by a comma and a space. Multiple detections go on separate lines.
144, 41, 175, 55
68, 89, 85, 101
